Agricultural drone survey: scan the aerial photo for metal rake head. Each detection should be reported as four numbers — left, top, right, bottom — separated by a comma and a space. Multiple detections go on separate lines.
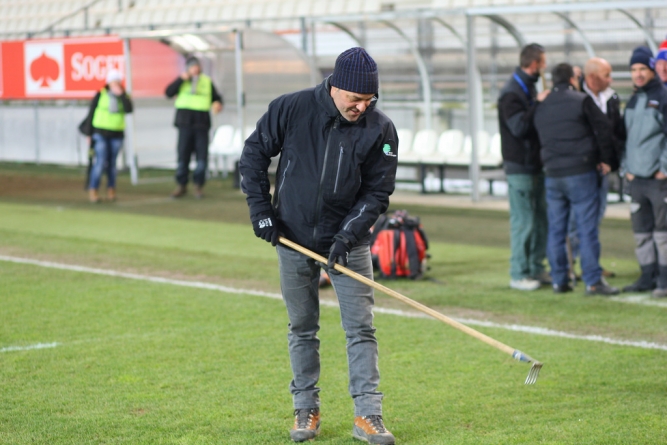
512, 350, 542, 385
524, 362, 542, 385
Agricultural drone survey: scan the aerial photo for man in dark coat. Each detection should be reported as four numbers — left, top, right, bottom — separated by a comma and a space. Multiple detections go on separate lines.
165, 56, 223, 199
239, 48, 398, 445
533, 63, 619, 296
497, 43, 551, 291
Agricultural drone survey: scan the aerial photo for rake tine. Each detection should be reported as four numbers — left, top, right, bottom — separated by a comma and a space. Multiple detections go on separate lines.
512, 350, 543, 385
525, 362, 542, 385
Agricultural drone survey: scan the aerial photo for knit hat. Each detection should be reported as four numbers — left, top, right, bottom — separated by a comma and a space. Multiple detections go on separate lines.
105, 69, 123, 84
656, 38, 667, 63
330, 47, 379, 95
186, 56, 201, 68
629, 46, 655, 70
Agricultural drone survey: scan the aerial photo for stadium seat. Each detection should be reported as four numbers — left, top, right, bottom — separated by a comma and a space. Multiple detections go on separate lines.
480, 132, 503, 167
449, 131, 490, 166
396, 128, 414, 156
422, 129, 465, 165
209, 125, 237, 178
398, 129, 438, 164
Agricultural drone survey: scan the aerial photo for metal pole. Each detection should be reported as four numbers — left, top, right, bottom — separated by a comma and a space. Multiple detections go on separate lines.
33, 101, 40, 164
235, 30, 245, 141
466, 14, 480, 202
123, 38, 138, 185
309, 19, 318, 87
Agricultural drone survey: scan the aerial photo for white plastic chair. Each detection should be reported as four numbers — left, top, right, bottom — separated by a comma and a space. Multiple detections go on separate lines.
422, 129, 465, 165
449, 131, 490, 166
396, 128, 414, 158
209, 125, 237, 178
480, 132, 503, 167
398, 129, 437, 164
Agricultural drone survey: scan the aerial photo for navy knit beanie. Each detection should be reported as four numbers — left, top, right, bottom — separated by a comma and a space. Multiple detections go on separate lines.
330, 47, 379, 95
629, 46, 655, 70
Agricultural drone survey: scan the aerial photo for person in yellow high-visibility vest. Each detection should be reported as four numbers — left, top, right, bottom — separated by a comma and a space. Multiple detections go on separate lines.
79, 69, 133, 203
165, 56, 223, 199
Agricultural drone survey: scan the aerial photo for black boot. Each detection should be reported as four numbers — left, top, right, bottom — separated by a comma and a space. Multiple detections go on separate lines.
622, 263, 657, 292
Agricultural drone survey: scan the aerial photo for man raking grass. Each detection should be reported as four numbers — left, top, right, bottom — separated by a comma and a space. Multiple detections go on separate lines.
240, 47, 399, 444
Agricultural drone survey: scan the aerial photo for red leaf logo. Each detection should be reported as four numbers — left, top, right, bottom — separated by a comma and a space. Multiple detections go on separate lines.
30, 52, 60, 87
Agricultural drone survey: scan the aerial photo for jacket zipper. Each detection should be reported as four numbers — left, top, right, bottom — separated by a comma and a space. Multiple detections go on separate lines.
275, 159, 290, 209
344, 204, 367, 231
333, 144, 344, 194
313, 116, 340, 248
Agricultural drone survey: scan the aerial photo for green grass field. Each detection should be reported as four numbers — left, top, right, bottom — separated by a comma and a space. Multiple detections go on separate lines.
1, 164, 666, 444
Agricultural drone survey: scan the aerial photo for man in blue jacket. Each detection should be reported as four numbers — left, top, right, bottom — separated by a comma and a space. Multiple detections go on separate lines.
239, 48, 398, 444
622, 47, 667, 297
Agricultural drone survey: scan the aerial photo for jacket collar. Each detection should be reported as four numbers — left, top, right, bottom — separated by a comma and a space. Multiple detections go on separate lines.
635, 77, 663, 94
552, 82, 575, 92
514, 66, 539, 86
316, 75, 378, 125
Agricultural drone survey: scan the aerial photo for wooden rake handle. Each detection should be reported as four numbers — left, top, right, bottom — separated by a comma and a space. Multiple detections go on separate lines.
278, 236, 533, 361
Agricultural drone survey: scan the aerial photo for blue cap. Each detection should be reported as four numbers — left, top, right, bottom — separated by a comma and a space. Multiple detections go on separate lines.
330, 47, 379, 95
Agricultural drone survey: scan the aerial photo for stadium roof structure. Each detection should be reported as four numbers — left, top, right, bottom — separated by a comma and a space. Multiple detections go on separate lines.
2, 0, 666, 200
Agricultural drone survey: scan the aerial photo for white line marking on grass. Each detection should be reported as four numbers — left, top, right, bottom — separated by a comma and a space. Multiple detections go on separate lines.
2, 255, 667, 352
115, 197, 176, 207
1, 342, 59, 353
610, 294, 667, 308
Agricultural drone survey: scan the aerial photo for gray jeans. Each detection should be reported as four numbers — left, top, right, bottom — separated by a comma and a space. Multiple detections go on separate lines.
276, 244, 383, 417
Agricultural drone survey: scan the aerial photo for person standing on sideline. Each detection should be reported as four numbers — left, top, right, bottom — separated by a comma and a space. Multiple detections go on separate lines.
165, 56, 223, 199
498, 43, 551, 291
79, 69, 133, 203
621, 47, 667, 297
566, 57, 626, 280
534, 63, 619, 296
655, 38, 667, 86
240, 47, 398, 445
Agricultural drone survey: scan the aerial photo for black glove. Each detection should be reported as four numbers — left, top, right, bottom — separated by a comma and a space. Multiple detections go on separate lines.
327, 236, 351, 274
252, 213, 279, 246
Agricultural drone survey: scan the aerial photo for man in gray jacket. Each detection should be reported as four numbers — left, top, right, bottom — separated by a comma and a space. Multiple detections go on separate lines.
622, 46, 667, 297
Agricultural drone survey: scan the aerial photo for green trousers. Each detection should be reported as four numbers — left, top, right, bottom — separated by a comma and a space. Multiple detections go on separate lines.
507, 173, 548, 280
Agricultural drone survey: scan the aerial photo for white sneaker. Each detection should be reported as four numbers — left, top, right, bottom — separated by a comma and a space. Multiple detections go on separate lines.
510, 278, 541, 291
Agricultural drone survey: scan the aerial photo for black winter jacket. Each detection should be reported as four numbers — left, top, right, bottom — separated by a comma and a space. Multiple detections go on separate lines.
497, 67, 543, 175
534, 83, 616, 177
239, 77, 399, 254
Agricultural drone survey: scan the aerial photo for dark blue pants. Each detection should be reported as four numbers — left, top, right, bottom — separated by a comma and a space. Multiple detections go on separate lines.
546, 170, 602, 287
89, 133, 123, 189
175, 127, 209, 187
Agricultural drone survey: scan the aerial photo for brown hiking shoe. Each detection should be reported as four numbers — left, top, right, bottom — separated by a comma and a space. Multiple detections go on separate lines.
107, 187, 116, 202
353, 415, 395, 444
194, 185, 204, 199
171, 185, 187, 198
88, 188, 100, 203
290, 408, 320, 442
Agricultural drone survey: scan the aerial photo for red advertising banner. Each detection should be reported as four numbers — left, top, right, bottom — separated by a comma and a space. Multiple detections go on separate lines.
0, 36, 182, 99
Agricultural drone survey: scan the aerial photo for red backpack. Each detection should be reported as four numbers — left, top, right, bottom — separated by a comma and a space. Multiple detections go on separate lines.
370, 210, 429, 279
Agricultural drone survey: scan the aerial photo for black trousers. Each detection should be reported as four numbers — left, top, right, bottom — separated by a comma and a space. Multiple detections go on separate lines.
175, 126, 209, 186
